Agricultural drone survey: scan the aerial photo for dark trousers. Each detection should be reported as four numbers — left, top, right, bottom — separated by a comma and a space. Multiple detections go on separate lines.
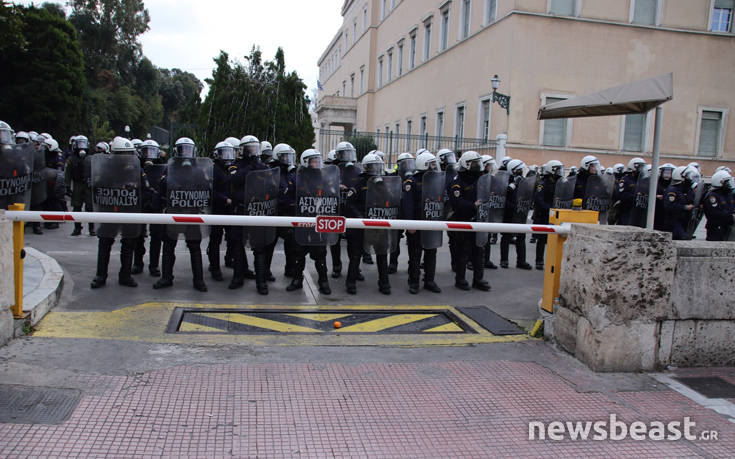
95, 236, 135, 280
535, 234, 548, 264
207, 225, 225, 272
160, 234, 204, 283
406, 231, 436, 286
500, 233, 527, 265
454, 232, 484, 283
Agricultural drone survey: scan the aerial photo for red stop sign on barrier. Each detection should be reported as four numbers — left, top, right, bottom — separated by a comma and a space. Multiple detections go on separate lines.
316, 216, 346, 233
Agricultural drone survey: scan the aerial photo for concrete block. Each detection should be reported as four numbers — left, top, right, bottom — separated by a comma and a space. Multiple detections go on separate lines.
657, 320, 675, 367
0, 213, 13, 346
671, 241, 735, 320
668, 320, 735, 367
575, 316, 659, 372
552, 306, 579, 354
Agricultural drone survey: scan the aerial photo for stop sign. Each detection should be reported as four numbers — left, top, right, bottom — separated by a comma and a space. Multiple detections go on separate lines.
315, 215, 346, 233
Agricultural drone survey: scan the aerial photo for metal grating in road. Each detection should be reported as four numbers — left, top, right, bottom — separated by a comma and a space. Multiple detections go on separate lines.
0, 385, 80, 424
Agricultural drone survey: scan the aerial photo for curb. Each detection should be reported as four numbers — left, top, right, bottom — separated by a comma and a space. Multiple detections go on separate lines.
14, 247, 64, 336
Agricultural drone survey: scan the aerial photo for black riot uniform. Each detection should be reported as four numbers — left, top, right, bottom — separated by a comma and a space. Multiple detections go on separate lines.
532, 173, 557, 270
500, 173, 532, 270
207, 157, 230, 281
448, 170, 490, 291
267, 161, 298, 281
334, 161, 363, 280
66, 147, 94, 236
703, 187, 735, 241
42, 147, 66, 229
141, 156, 166, 277
615, 171, 639, 226
654, 171, 673, 231
401, 171, 442, 294
663, 182, 695, 240
228, 155, 269, 292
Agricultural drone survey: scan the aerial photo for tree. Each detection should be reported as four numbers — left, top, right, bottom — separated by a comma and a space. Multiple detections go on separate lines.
0, 5, 85, 142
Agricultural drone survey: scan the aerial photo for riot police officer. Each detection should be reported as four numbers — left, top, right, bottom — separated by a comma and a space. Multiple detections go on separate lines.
500, 159, 532, 270
391, 152, 416, 273
448, 151, 491, 291
533, 160, 563, 270
140, 139, 165, 277
333, 141, 361, 280
271, 143, 298, 279
401, 151, 442, 294
703, 170, 734, 241
616, 157, 646, 225
66, 135, 93, 236
480, 155, 498, 270
288, 149, 334, 294
260, 141, 274, 165
664, 166, 697, 240
41, 138, 66, 229
153, 137, 212, 292
90, 137, 142, 289
573, 155, 601, 200
654, 163, 675, 231
206, 141, 236, 281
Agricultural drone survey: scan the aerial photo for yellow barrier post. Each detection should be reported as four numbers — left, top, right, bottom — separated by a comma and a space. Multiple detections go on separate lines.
9, 203, 27, 318
541, 204, 599, 314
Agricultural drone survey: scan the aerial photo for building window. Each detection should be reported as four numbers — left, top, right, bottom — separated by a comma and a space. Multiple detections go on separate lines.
344, 32, 348, 50
382, 0, 387, 19
623, 114, 647, 152
353, 20, 357, 43
455, 105, 465, 138
406, 119, 413, 150
378, 56, 384, 87
631, 0, 658, 25
385, 125, 390, 151
363, 5, 368, 31
484, 0, 497, 25
398, 42, 404, 76
387, 49, 393, 82
342, 81, 346, 97
436, 111, 445, 138
423, 22, 432, 61
394, 122, 400, 153
350, 74, 355, 97
479, 99, 491, 142
698, 109, 725, 157
712, 0, 734, 32
409, 32, 417, 69
360, 66, 365, 93
549, 0, 575, 16
542, 97, 568, 146
461, 0, 471, 39
440, 8, 450, 51
420, 115, 427, 137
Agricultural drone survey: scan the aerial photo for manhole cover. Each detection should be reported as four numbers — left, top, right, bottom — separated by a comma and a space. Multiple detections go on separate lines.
0, 385, 80, 424
675, 377, 735, 399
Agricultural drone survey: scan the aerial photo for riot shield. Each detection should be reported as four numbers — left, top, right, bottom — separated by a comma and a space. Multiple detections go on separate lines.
553, 176, 576, 209
687, 182, 706, 239
475, 174, 492, 247
295, 165, 340, 246
244, 167, 280, 249
364, 175, 401, 255
629, 172, 650, 228
0, 144, 33, 209
92, 154, 142, 238
31, 148, 48, 206
338, 163, 362, 214
489, 170, 509, 223
398, 158, 416, 181
164, 157, 213, 240
513, 176, 536, 224
583, 174, 613, 224
420, 170, 445, 249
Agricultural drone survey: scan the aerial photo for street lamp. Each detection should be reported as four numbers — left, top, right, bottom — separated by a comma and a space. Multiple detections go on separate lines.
491, 74, 510, 115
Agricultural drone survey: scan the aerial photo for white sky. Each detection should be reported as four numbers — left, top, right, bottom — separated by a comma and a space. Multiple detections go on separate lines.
17, 0, 345, 100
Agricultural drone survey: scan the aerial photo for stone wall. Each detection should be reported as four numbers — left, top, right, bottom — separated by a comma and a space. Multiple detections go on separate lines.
0, 213, 14, 346
549, 223, 735, 372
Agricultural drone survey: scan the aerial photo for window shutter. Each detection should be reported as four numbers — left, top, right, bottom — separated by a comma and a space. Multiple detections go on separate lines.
543, 97, 568, 146
698, 111, 722, 157
634, 0, 657, 25
550, 0, 575, 16
624, 114, 646, 152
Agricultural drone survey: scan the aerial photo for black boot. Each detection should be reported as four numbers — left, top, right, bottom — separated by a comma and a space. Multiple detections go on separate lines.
286, 257, 304, 292
32, 223, 43, 235
190, 244, 208, 292
207, 244, 223, 281
330, 243, 342, 278
254, 251, 268, 295
149, 237, 161, 277
71, 223, 82, 236
315, 256, 331, 295
132, 236, 145, 274
118, 239, 138, 287
91, 239, 112, 289
362, 251, 373, 264
153, 244, 175, 289
243, 252, 256, 279
407, 249, 421, 295
500, 234, 510, 269
422, 249, 441, 293
88, 223, 96, 237
389, 247, 399, 274
515, 234, 532, 270
454, 244, 470, 291
377, 255, 391, 295
484, 243, 497, 269
345, 255, 360, 294
264, 242, 276, 282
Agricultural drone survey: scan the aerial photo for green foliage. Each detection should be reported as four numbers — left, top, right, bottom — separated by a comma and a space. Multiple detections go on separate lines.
349, 135, 378, 162
0, 5, 85, 143
199, 47, 315, 155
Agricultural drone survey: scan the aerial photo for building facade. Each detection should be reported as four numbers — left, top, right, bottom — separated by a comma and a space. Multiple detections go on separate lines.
316, 0, 735, 173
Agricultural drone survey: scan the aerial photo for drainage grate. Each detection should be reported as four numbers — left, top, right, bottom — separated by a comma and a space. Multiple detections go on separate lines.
675, 377, 735, 399
0, 385, 80, 424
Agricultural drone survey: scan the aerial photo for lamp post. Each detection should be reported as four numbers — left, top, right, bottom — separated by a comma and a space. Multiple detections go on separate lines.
491, 74, 510, 115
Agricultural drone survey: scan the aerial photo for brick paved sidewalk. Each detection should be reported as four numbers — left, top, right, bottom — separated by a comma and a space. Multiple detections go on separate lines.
1, 361, 733, 458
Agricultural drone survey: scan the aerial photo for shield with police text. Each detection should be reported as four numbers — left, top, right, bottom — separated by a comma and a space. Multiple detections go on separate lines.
244, 167, 280, 249
513, 176, 535, 224
92, 154, 142, 238
474, 173, 492, 247
553, 176, 576, 209
295, 165, 340, 246
687, 182, 707, 239
0, 144, 33, 209
583, 174, 613, 224
364, 175, 401, 255
338, 163, 362, 215
489, 170, 509, 223
630, 172, 650, 228
31, 148, 50, 206
420, 170, 445, 249
165, 157, 213, 240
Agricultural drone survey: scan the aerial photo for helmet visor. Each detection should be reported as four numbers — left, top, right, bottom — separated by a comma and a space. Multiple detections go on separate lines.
398, 158, 416, 171
277, 151, 295, 166
468, 159, 482, 172
143, 146, 160, 159
307, 156, 323, 169
660, 167, 673, 180
76, 138, 89, 150
0, 129, 13, 144
364, 163, 383, 175
552, 165, 564, 177
441, 152, 457, 164
218, 146, 235, 161
177, 144, 196, 158
243, 144, 260, 158
337, 148, 356, 163
426, 159, 438, 171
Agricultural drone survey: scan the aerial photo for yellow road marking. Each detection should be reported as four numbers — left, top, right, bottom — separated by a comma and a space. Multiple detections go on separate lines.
284, 313, 352, 322
196, 312, 324, 333
337, 314, 437, 333
423, 322, 463, 333
179, 322, 224, 333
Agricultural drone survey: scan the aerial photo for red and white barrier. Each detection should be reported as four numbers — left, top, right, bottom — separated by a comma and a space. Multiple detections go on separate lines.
2, 210, 571, 235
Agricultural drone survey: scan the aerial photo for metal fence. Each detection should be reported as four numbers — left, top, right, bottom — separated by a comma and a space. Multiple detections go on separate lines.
318, 129, 496, 167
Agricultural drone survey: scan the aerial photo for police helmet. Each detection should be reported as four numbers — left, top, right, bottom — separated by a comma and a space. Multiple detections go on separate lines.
507, 159, 526, 176
627, 157, 646, 172
437, 148, 457, 165
15, 131, 30, 144
325, 150, 337, 164
300, 149, 323, 168
110, 137, 136, 154
415, 151, 439, 171
711, 170, 733, 189
458, 151, 482, 172
361, 152, 384, 176
335, 141, 357, 163
174, 137, 196, 158
581, 155, 600, 174
141, 139, 161, 160
546, 160, 564, 177
239, 135, 260, 158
